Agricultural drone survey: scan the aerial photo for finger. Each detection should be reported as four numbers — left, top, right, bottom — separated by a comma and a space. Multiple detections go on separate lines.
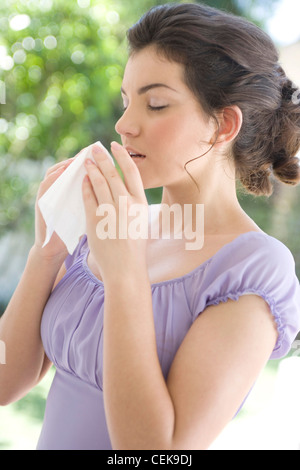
89, 145, 127, 201
45, 147, 85, 177
82, 174, 98, 226
37, 165, 67, 199
110, 141, 145, 199
84, 158, 113, 204
45, 157, 75, 178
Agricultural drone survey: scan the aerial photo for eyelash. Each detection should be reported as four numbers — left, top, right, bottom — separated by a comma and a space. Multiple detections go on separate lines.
122, 105, 168, 112
148, 105, 168, 112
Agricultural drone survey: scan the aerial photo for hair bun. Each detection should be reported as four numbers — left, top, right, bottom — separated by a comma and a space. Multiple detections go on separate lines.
272, 154, 300, 186
265, 66, 300, 187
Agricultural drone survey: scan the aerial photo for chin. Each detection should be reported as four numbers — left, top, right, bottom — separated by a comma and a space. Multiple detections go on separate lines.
139, 175, 163, 191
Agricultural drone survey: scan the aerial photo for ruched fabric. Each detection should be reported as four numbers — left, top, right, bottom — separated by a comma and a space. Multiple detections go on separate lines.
37, 230, 300, 449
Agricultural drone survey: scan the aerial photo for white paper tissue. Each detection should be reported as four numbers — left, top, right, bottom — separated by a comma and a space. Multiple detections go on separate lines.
38, 141, 114, 254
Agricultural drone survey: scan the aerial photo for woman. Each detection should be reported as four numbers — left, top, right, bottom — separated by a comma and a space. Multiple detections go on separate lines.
1, 3, 300, 450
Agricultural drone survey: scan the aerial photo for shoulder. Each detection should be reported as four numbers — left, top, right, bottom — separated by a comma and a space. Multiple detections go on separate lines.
203, 231, 296, 294
188, 231, 296, 305
187, 231, 300, 359
167, 290, 278, 449
211, 231, 294, 272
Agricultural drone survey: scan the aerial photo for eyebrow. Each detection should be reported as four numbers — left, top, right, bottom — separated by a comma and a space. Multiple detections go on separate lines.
121, 83, 178, 95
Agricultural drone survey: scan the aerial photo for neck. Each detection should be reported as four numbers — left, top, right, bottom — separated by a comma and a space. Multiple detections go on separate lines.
160, 160, 247, 236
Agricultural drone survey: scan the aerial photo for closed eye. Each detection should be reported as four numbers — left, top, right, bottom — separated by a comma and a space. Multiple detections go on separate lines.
148, 105, 168, 111
122, 104, 168, 112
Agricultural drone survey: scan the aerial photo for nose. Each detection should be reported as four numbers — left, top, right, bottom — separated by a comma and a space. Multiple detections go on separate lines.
115, 108, 141, 138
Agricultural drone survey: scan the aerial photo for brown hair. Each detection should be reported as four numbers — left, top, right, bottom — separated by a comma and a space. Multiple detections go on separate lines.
127, 2, 300, 196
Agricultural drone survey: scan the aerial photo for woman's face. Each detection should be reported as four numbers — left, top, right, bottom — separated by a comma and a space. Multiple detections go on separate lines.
115, 46, 216, 190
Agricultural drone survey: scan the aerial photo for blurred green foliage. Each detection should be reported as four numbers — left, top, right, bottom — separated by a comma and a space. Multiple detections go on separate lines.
0, 0, 281, 235
0, 0, 299, 285
1, 0, 300, 451
0, 0, 129, 235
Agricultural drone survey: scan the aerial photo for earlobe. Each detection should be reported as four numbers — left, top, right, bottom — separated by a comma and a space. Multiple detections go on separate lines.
213, 106, 243, 146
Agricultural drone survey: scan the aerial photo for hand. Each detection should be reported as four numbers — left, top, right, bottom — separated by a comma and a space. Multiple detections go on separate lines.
34, 149, 84, 260
82, 142, 149, 283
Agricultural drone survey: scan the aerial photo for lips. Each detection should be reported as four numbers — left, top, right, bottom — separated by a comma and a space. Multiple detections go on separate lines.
126, 147, 146, 159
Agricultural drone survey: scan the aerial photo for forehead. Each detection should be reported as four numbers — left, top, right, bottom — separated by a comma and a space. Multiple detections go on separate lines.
122, 46, 185, 92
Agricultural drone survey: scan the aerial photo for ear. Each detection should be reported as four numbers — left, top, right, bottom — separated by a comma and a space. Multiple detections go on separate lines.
212, 106, 243, 146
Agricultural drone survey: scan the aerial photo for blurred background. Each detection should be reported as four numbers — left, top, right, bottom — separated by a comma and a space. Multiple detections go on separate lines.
0, 0, 299, 450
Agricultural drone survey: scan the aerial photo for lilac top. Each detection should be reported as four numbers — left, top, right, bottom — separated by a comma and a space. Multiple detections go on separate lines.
37, 230, 300, 450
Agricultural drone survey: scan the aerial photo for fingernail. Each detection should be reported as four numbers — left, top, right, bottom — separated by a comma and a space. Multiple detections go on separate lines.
111, 141, 122, 150
92, 144, 102, 154
85, 158, 94, 165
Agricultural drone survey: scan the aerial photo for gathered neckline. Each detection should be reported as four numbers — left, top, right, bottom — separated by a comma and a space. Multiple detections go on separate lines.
81, 230, 268, 288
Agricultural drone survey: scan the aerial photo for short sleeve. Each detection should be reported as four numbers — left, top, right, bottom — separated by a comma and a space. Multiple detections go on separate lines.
189, 233, 300, 360
64, 235, 88, 270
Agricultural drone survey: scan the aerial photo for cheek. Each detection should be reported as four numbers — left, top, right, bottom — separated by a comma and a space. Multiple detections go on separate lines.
150, 115, 203, 161
161, 114, 185, 133
149, 116, 187, 151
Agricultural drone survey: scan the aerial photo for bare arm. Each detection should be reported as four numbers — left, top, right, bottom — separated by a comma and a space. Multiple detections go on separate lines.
103, 274, 278, 450
167, 294, 278, 449
0, 252, 66, 405
0, 156, 74, 406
